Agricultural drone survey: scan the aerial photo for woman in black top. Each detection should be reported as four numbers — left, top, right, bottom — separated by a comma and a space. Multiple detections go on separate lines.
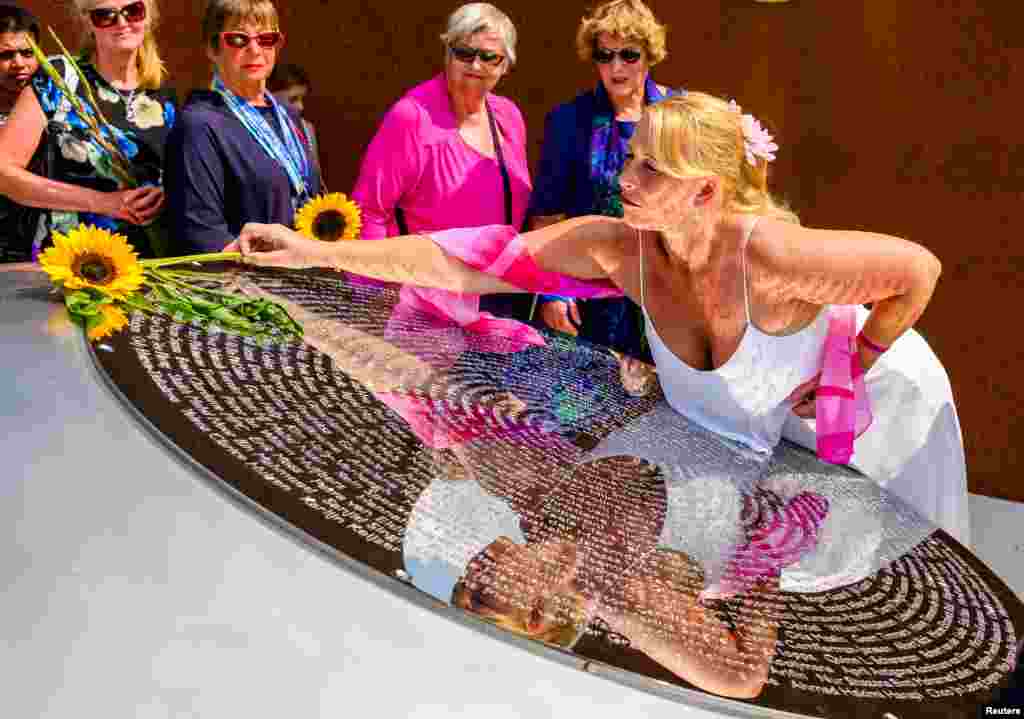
0, 0, 175, 259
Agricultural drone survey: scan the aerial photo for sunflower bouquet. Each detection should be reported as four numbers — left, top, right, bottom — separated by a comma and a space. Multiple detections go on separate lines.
40, 224, 303, 344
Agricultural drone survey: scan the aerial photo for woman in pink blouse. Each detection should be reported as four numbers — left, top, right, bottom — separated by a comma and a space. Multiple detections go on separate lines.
351, 2, 531, 318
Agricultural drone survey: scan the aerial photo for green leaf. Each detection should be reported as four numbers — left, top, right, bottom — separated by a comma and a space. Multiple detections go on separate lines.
65, 290, 110, 317
83, 311, 103, 334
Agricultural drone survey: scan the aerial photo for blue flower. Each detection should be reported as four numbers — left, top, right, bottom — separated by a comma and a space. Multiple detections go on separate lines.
103, 125, 139, 159
162, 101, 176, 128
33, 77, 62, 115
65, 109, 88, 131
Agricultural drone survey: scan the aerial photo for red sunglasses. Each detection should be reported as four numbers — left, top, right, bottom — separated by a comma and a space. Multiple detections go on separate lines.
219, 31, 285, 50
88, 1, 147, 29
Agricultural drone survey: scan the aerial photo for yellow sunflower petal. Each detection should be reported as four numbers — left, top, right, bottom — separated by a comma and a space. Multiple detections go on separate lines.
39, 224, 144, 299
295, 193, 363, 241
87, 304, 129, 341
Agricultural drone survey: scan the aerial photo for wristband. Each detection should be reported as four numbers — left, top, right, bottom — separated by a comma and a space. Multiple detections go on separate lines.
856, 331, 889, 355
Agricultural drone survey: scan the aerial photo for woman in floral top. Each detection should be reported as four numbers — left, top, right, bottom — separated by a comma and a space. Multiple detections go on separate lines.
0, 0, 176, 259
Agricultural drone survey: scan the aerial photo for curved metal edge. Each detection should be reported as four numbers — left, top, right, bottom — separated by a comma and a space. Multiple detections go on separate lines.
81, 326, 877, 719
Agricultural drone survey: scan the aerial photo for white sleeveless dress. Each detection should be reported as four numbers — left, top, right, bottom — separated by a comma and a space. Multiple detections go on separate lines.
640, 217, 969, 548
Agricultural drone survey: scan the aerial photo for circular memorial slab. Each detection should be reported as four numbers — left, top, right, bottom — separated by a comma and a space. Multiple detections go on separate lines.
90, 266, 1023, 718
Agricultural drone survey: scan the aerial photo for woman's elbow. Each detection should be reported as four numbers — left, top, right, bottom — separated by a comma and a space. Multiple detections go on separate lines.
915, 246, 942, 296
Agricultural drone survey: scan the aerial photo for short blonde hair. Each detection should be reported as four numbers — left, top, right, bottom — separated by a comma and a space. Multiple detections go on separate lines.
71, 0, 166, 90
642, 92, 799, 224
202, 0, 280, 51
440, 2, 518, 67
575, 0, 667, 66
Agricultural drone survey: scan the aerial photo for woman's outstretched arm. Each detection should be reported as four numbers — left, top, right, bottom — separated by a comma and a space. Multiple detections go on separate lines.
226, 216, 625, 295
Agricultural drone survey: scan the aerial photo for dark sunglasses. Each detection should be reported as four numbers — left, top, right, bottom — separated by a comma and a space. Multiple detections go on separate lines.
219, 31, 285, 50
449, 44, 505, 67
0, 49, 34, 61
592, 47, 643, 65
88, 1, 147, 29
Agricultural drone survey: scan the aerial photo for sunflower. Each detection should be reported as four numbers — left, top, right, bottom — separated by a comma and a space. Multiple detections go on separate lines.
87, 304, 129, 341
295, 193, 362, 241
39, 224, 144, 299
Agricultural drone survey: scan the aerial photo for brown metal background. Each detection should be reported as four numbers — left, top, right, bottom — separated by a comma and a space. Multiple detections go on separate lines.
19, 0, 1024, 501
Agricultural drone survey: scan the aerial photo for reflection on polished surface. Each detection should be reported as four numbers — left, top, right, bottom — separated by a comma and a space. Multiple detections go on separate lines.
3, 266, 1022, 717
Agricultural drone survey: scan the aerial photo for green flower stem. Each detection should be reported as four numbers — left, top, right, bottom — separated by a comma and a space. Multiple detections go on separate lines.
27, 31, 137, 188
48, 29, 113, 129
141, 252, 241, 270
146, 270, 239, 302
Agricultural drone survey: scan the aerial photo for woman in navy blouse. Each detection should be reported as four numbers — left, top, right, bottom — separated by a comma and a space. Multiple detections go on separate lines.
527, 0, 679, 361
165, 0, 320, 253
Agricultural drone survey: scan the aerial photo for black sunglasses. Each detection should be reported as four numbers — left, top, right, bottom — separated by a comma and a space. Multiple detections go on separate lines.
592, 47, 643, 65
449, 44, 505, 67
88, 1, 147, 30
0, 48, 34, 61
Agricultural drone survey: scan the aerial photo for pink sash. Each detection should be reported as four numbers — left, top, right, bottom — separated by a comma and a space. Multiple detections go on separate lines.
815, 306, 873, 464
396, 224, 622, 353
429, 225, 623, 299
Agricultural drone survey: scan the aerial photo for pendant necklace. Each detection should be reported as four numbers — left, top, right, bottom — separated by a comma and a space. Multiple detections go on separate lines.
115, 86, 138, 123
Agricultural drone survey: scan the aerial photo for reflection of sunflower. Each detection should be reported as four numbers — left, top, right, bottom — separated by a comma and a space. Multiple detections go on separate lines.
295, 193, 362, 241
39, 224, 143, 299
87, 304, 129, 341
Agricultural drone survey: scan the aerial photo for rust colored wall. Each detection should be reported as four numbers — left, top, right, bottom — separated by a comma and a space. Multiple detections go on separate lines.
21, 1, 1024, 501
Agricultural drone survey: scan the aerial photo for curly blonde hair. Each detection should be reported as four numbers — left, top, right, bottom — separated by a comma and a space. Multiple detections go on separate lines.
642, 92, 799, 224
575, 0, 667, 66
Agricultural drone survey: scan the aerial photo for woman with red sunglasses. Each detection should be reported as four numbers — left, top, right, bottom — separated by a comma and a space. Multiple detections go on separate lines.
164, 0, 320, 254
0, 0, 176, 259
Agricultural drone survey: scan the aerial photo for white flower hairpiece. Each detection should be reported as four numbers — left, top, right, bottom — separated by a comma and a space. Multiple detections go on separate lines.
729, 100, 778, 167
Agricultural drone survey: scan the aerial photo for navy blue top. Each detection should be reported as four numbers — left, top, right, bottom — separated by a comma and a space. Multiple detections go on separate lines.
165, 90, 321, 253
528, 90, 602, 220
527, 89, 651, 360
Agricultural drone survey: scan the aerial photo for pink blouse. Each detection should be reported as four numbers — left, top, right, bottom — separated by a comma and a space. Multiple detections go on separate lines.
352, 73, 532, 239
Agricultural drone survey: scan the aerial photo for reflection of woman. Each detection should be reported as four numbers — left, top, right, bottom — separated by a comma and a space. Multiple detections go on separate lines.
165, 0, 320, 253
419, 450, 794, 699
233, 267, 798, 699
227, 91, 967, 546
0, 0, 174, 258
529, 0, 678, 356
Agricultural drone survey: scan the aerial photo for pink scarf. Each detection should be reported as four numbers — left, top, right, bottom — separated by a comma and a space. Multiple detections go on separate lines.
815, 306, 873, 464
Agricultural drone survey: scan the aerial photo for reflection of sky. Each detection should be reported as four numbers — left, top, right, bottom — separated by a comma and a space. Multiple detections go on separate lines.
582, 401, 936, 593
403, 477, 525, 604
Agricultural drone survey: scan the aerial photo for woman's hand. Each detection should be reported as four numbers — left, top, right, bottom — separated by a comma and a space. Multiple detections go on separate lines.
539, 299, 581, 336
104, 186, 165, 225
616, 352, 659, 397
788, 372, 820, 419
224, 223, 332, 269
